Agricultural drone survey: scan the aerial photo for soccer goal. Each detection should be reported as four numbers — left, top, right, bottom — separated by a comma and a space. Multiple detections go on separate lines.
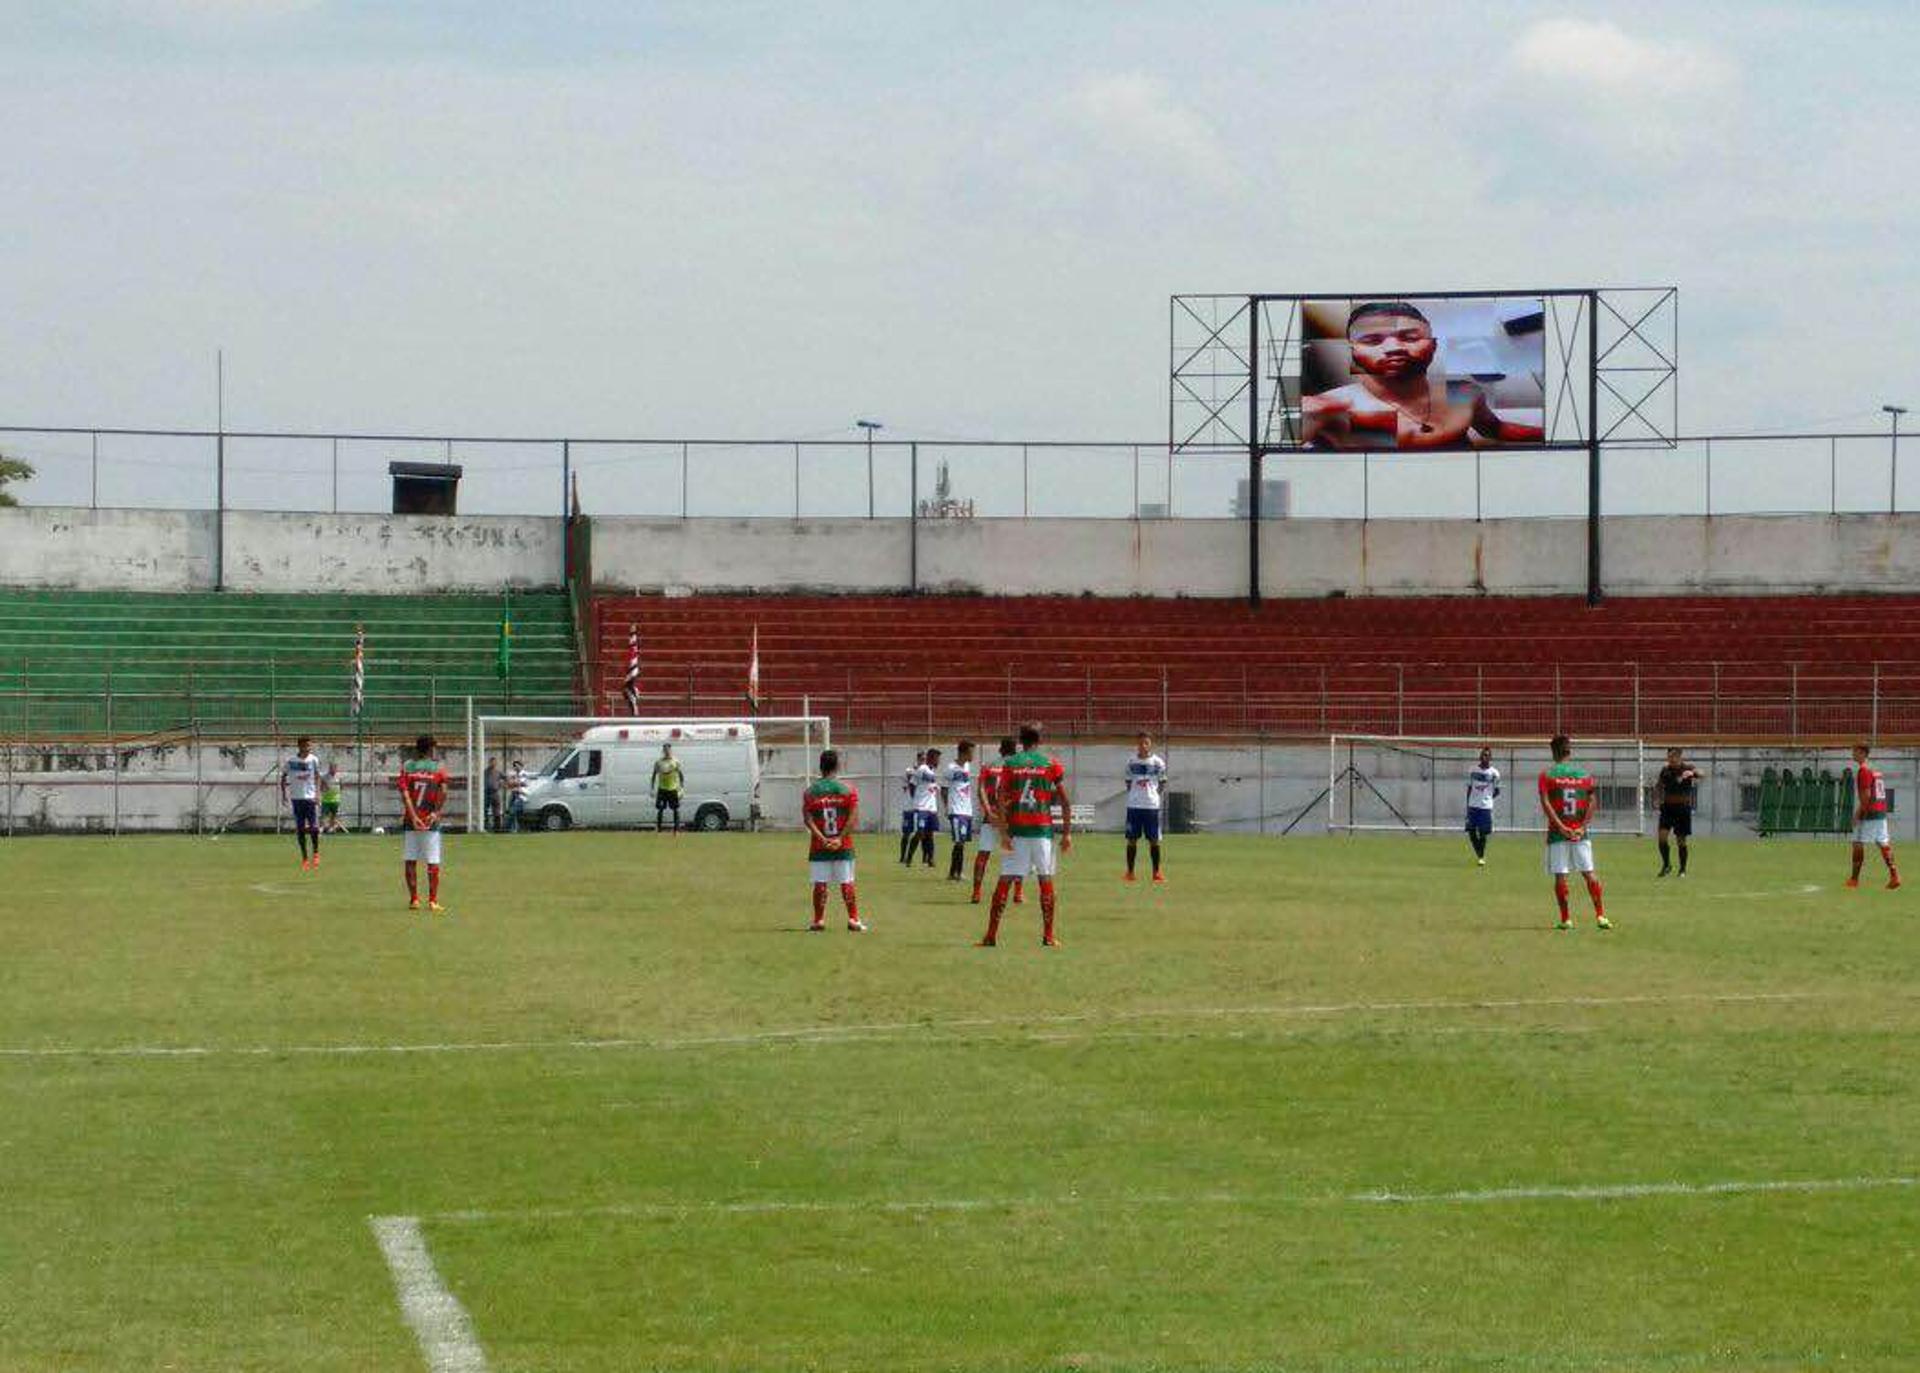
1327, 734, 1648, 836
469, 713, 832, 834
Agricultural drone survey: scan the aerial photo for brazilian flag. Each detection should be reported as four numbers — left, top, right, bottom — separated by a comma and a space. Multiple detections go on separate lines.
496, 600, 512, 679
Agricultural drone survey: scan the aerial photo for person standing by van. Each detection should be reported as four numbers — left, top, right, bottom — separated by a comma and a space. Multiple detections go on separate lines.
803, 749, 866, 932
651, 744, 685, 834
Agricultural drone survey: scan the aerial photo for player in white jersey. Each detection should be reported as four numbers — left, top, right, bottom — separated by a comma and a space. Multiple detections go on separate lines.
281, 735, 324, 871
1464, 746, 1500, 866
909, 748, 943, 868
1123, 731, 1169, 883
898, 749, 925, 864
943, 740, 976, 881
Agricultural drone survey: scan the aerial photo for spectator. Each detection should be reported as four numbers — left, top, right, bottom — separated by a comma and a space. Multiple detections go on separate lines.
483, 758, 503, 832
507, 759, 529, 832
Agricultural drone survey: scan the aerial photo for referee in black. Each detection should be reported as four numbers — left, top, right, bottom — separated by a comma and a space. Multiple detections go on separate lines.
1655, 747, 1704, 877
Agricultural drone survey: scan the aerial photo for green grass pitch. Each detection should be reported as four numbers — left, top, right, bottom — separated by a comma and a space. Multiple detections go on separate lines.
0, 830, 1914, 1371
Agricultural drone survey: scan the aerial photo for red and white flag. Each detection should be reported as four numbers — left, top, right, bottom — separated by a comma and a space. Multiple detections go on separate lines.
745, 625, 761, 714
349, 626, 366, 718
621, 624, 641, 715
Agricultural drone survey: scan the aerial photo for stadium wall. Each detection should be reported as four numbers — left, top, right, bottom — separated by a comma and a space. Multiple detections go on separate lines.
0, 508, 560, 593
7, 506, 1920, 598
6, 737, 1906, 842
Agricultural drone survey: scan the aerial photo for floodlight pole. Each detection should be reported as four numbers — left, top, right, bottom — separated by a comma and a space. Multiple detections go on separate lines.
1885, 406, 1907, 514
857, 420, 882, 518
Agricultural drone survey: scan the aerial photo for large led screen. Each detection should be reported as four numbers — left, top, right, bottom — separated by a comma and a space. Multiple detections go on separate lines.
1300, 296, 1547, 450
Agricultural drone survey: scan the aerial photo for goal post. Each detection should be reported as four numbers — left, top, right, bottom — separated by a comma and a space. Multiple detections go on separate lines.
1327, 734, 1647, 836
469, 713, 832, 833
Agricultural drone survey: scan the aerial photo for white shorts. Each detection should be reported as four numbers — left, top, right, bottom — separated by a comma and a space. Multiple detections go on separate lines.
403, 829, 444, 865
1544, 838, 1594, 876
1002, 834, 1056, 880
976, 822, 998, 852
1853, 817, 1891, 847
809, 858, 855, 884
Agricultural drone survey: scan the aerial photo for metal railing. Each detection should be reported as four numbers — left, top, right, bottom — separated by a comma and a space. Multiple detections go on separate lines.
2, 424, 1911, 521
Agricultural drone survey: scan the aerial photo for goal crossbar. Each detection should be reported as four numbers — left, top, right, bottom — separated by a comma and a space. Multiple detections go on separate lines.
1327, 733, 1647, 836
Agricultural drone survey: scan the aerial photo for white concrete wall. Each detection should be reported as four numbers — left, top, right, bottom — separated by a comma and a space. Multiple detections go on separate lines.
0, 507, 215, 591
225, 512, 561, 592
5, 506, 1920, 599
0, 507, 561, 592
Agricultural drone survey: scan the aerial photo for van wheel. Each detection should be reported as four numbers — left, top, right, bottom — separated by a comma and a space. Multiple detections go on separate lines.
539, 808, 571, 832
692, 804, 729, 833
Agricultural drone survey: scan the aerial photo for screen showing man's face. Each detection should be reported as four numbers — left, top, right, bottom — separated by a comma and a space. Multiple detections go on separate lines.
1299, 295, 1548, 452
1347, 312, 1436, 380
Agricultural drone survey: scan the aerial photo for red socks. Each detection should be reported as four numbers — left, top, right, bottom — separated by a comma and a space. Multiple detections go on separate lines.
428, 865, 440, 903
1553, 875, 1571, 920
1582, 873, 1604, 918
811, 884, 829, 926
1038, 879, 1057, 943
840, 883, 859, 923
1852, 845, 1865, 881
971, 851, 989, 901
983, 878, 1012, 943
405, 861, 418, 900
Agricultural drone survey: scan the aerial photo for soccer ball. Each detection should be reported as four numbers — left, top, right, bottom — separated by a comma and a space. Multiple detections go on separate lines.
371, 826, 386, 835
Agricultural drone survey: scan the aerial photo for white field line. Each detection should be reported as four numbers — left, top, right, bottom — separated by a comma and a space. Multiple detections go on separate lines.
419, 1175, 1916, 1226
1699, 883, 1824, 901
0, 990, 1840, 1061
369, 1215, 490, 1373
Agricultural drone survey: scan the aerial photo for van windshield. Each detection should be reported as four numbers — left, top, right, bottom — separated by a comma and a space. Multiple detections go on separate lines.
536, 747, 573, 777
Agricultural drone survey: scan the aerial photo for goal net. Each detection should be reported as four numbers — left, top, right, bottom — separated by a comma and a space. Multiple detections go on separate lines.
470, 714, 831, 834
1328, 734, 1647, 836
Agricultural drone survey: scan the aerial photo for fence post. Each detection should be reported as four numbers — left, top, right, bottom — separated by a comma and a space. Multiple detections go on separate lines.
1830, 436, 1838, 514
1705, 438, 1713, 516
1474, 449, 1482, 522
1790, 662, 1799, 740
194, 719, 204, 835
1553, 664, 1562, 732
108, 677, 119, 837
1132, 444, 1140, 518
1396, 664, 1405, 736
3, 724, 12, 837
1241, 663, 1249, 732
1022, 445, 1030, 518
1085, 665, 1092, 732
1363, 451, 1370, 521
681, 441, 690, 518
91, 431, 99, 509
1161, 666, 1169, 737
793, 442, 801, 519
1872, 661, 1880, 743
1476, 663, 1484, 736
1712, 662, 1720, 736
1632, 662, 1641, 737
1320, 664, 1329, 735
331, 437, 339, 513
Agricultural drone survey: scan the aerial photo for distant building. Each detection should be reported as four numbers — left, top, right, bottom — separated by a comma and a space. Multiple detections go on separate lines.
1231, 478, 1291, 520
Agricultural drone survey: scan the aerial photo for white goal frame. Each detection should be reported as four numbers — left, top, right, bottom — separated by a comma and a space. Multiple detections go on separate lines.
1327, 733, 1647, 836
468, 711, 832, 834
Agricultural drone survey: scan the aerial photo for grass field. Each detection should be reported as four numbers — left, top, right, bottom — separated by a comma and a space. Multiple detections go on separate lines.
0, 830, 1914, 1372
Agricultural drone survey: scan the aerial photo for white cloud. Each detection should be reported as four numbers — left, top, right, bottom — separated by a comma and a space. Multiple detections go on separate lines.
1062, 73, 1240, 192
1512, 17, 1734, 96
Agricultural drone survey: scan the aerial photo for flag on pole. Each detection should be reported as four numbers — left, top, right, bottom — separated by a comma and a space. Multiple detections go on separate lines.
746, 625, 761, 714
622, 624, 641, 714
350, 626, 366, 718
496, 599, 513, 679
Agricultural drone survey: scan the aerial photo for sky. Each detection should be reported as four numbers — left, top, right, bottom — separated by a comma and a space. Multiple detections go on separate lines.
2, 1, 1917, 516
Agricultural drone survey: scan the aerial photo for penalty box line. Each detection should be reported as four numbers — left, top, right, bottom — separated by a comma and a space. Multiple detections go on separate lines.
415, 1175, 1918, 1227
0, 990, 1850, 1061
370, 1215, 490, 1373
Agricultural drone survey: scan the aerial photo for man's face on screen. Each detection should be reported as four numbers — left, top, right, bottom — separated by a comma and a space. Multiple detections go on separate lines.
1347, 313, 1435, 380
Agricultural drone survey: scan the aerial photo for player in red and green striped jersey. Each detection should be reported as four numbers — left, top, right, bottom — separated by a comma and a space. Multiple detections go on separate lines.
981, 722, 1072, 948
396, 734, 449, 914
970, 737, 1023, 905
802, 750, 866, 932
1537, 734, 1609, 931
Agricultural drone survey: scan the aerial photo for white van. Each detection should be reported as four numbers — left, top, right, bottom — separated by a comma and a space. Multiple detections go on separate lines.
519, 723, 761, 832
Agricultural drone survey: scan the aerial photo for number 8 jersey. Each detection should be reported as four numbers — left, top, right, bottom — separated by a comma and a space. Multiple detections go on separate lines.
803, 779, 859, 860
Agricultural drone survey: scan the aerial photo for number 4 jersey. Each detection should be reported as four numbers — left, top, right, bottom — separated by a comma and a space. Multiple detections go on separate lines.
803, 779, 859, 860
